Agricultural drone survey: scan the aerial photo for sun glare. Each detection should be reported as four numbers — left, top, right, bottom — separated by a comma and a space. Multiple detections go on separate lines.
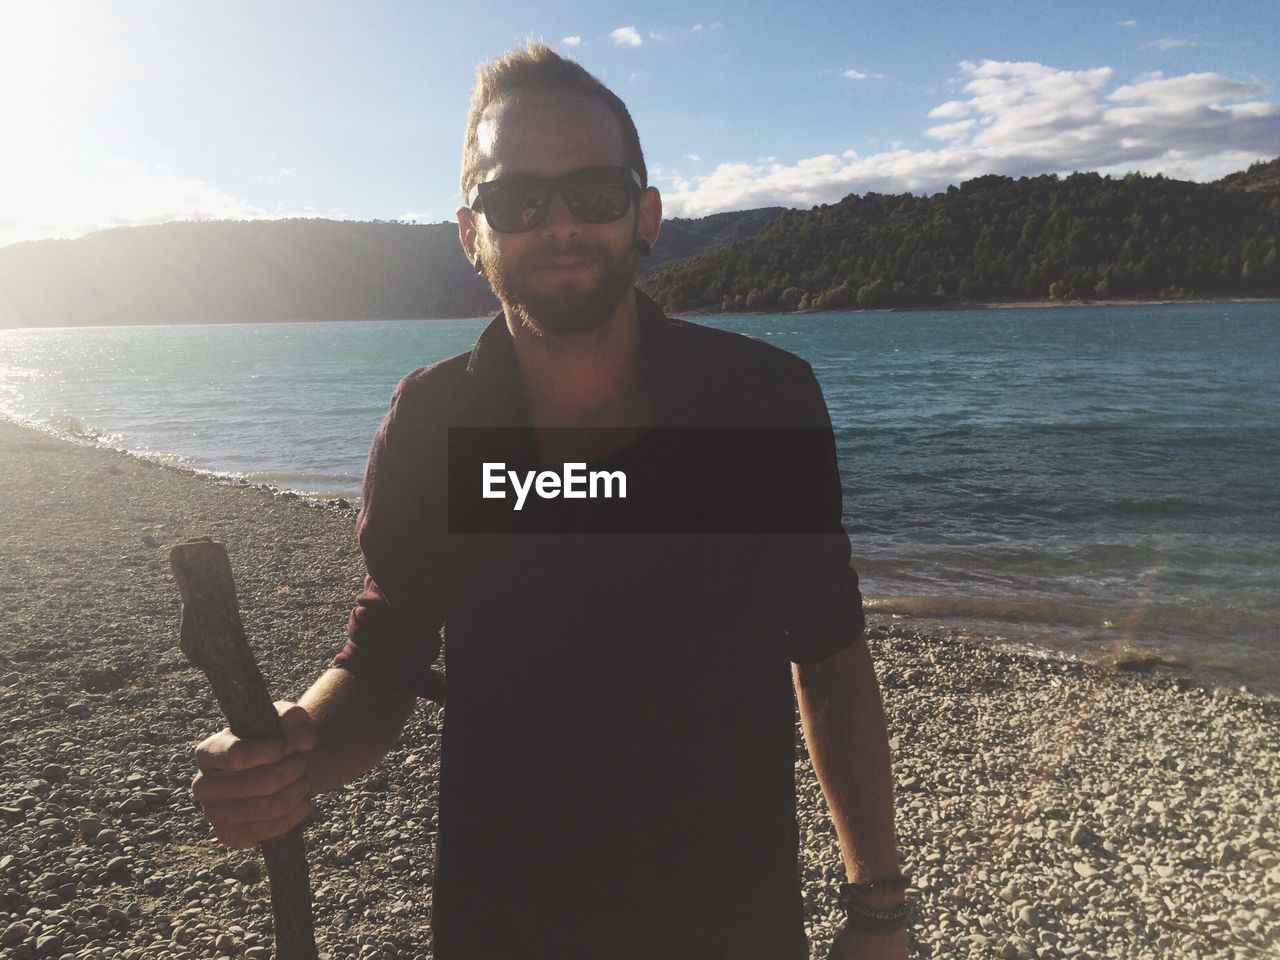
0, 2, 84, 132
0, 1, 112, 246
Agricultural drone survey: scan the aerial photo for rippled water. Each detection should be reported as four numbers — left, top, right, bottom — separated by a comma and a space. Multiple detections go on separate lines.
2, 302, 1278, 691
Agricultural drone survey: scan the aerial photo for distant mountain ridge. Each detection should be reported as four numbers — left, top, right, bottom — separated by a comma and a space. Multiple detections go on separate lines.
0, 208, 783, 328
0, 220, 495, 328
638, 208, 788, 274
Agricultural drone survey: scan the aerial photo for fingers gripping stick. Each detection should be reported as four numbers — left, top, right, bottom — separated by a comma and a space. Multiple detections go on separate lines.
171, 537, 319, 960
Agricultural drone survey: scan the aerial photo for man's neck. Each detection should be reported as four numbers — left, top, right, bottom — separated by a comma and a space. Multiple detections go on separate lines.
505, 288, 651, 430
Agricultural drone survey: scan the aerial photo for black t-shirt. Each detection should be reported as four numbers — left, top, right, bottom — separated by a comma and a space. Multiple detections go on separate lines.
333, 290, 865, 959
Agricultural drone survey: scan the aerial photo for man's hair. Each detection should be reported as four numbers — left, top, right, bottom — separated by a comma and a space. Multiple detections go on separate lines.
460, 41, 647, 201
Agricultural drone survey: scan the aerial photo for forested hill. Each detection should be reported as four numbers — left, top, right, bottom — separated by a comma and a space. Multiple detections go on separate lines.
639, 207, 787, 273
0, 208, 781, 328
638, 161, 1280, 313
0, 220, 497, 327
1218, 156, 1280, 194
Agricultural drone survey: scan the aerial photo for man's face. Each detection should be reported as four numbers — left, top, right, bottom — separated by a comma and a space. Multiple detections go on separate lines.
461, 89, 654, 335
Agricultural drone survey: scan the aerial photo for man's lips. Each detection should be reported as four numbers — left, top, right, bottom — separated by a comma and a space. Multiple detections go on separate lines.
534, 255, 596, 270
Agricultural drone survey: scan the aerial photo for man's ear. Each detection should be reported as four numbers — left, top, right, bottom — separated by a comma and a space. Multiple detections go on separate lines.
457, 206, 479, 262
638, 186, 662, 247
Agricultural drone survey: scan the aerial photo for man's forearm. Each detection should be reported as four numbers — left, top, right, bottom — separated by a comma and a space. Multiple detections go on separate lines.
793, 638, 900, 883
296, 667, 417, 795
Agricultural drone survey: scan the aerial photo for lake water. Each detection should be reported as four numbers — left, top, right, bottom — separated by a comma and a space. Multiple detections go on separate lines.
2, 301, 1278, 693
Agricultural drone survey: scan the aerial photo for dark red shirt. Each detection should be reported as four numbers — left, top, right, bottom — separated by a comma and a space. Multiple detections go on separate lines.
333, 290, 865, 959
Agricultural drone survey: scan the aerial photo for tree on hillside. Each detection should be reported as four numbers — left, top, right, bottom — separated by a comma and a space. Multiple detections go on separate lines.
639, 165, 1280, 312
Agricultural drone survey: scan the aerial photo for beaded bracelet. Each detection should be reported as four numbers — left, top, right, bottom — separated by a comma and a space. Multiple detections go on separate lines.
841, 895, 911, 934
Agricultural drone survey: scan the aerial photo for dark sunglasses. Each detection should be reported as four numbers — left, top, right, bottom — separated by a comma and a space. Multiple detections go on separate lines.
467, 166, 643, 234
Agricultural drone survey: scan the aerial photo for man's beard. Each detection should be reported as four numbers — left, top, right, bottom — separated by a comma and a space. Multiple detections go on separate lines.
479, 237, 637, 335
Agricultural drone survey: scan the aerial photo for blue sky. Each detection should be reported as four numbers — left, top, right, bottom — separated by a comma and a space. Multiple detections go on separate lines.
2, 0, 1278, 248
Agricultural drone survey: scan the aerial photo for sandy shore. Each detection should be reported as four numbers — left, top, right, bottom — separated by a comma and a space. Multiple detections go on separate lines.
1, 417, 1277, 959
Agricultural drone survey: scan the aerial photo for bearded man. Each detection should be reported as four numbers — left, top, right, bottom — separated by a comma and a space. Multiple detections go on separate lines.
192, 41, 908, 960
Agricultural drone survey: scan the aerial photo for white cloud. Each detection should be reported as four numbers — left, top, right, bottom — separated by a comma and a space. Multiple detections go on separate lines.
609, 26, 642, 47
927, 99, 970, 119
710, 22, 724, 31
648, 30, 665, 41
562, 35, 582, 47
842, 69, 884, 81
0, 155, 305, 249
1146, 37, 1202, 50
1109, 71, 1263, 108
660, 59, 1280, 217
692, 23, 703, 32
1119, 19, 1137, 27
925, 119, 976, 140
683, 154, 701, 162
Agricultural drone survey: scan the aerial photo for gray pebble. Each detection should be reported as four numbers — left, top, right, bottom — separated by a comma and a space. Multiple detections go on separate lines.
232, 861, 261, 883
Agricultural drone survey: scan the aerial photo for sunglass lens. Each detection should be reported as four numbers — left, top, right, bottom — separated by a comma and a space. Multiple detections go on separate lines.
563, 180, 630, 224
482, 179, 548, 232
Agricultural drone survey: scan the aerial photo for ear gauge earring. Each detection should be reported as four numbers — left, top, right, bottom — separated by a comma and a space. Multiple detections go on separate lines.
473, 257, 485, 276
635, 237, 653, 258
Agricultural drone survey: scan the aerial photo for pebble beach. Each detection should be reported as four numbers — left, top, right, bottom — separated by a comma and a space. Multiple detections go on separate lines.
1, 416, 1277, 960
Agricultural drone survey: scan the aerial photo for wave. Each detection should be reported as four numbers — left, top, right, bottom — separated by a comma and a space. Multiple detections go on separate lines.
865, 594, 1280, 638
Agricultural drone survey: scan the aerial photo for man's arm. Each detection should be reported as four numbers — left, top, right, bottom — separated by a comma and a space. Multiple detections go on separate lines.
793, 637, 907, 958
295, 667, 416, 793
793, 638, 899, 879
192, 667, 415, 849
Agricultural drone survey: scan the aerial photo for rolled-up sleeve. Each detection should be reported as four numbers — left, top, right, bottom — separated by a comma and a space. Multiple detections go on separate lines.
332, 376, 446, 699
780, 365, 866, 664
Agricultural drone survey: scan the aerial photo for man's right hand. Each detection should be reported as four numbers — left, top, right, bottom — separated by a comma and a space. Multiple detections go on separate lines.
192, 700, 316, 849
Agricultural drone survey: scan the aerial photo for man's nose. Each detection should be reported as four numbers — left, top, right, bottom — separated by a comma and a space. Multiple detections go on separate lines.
537, 187, 583, 238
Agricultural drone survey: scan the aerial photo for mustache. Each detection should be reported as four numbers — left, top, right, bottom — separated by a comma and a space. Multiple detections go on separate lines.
525, 240, 611, 267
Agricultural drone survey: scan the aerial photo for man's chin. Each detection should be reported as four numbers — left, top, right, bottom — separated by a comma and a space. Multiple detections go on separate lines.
518, 289, 624, 334
510, 270, 636, 335
484, 247, 638, 335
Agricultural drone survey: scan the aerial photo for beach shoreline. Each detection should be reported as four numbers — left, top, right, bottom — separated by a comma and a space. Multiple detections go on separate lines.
1, 417, 1277, 958
4, 410, 1275, 702
7, 407, 1269, 706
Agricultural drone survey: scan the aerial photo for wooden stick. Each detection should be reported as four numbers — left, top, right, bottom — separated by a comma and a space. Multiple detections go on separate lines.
170, 537, 319, 960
